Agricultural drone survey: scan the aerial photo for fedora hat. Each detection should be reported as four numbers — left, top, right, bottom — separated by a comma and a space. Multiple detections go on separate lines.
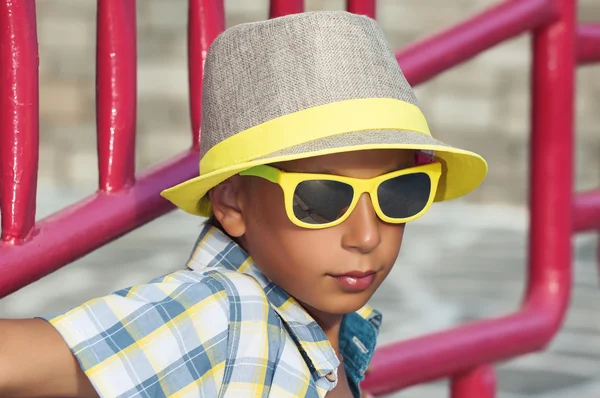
161, 11, 487, 216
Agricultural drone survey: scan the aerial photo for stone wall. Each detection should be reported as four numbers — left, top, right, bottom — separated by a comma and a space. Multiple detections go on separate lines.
35, 0, 600, 205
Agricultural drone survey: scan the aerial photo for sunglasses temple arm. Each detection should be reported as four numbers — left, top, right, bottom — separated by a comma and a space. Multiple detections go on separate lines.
239, 165, 280, 183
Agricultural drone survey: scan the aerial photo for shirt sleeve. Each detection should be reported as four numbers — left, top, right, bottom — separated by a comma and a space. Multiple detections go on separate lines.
41, 270, 231, 398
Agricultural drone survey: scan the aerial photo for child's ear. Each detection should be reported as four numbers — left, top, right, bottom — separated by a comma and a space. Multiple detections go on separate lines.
208, 177, 246, 237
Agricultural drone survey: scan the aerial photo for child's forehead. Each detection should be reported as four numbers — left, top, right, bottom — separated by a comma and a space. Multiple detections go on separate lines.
273, 149, 415, 175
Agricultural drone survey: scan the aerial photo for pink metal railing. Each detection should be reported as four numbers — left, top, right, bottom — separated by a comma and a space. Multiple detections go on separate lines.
0, 0, 39, 245
188, 0, 224, 150
578, 23, 600, 64
96, 0, 137, 193
0, 0, 599, 397
396, 0, 558, 86
0, 0, 200, 293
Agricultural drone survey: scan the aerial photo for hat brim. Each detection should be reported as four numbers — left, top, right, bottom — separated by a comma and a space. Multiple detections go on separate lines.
160, 129, 487, 217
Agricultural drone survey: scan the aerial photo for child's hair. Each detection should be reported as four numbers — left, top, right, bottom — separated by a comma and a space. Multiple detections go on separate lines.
204, 210, 238, 240
199, 196, 224, 232
205, 215, 221, 229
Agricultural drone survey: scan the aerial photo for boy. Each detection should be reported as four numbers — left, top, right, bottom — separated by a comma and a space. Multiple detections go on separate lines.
0, 11, 486, 398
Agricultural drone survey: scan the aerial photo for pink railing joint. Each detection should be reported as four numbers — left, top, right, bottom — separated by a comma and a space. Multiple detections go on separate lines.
397, 0, 558, 86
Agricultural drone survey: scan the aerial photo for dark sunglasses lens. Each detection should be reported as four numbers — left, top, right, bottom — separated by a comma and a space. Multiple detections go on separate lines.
377, 173, 431, 219
292, 180, 354, 224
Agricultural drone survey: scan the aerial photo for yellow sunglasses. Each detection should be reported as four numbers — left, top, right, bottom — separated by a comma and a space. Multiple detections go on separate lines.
239, 162, 442, 229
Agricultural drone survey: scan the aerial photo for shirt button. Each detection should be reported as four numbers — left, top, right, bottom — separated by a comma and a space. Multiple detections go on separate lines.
325, 372, 337, 382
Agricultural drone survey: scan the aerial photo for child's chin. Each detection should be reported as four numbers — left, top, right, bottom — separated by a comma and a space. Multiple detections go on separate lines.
319, 294, 372, 316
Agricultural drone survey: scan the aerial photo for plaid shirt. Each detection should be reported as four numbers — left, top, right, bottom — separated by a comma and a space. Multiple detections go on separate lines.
44, 225, 382, 397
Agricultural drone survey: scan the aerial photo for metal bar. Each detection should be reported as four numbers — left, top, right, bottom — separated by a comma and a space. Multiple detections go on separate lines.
0, 0, 39, 244
450, 365, 496, 398
597, 235, 600, 284
577, 23, 600, 64
397, 0, 557, 86
526, 0, 575, 359
188, 0, 225, 151
269, 0, 303, 19
96, 0, 137, 192
0, 150, 199, 298
346, 0, 376, 18
362, 310, 549, 393
572, 189, 600, 232
361, 0, 575, 393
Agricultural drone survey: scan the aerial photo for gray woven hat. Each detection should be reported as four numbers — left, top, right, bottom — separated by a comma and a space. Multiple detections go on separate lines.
161, 11, 487, 216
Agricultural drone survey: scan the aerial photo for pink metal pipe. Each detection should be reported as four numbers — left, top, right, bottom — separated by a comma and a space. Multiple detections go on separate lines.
269, 0, 303, 19
363, 310, 556, 393
363, 0, 575, 394
396, 0, 558, 86
526, 0, 575, 352
0, 150, 199, 298
571, 188, 600, 284
450, 366, 496, 398
0, 0, 39, 244
572, 189, 600, 232
346, 0, 376, 18
96, 0, 137, 192
188, 0, 225, 150
577, 23, 600, 64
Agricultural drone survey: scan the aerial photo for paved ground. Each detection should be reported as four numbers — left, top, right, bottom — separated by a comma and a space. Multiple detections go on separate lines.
1, 184, 599, 397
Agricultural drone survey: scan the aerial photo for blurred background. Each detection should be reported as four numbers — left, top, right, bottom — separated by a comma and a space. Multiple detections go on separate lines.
0, 1, 599, 397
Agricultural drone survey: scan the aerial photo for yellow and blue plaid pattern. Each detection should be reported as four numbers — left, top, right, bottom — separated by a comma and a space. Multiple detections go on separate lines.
45, 225, 382, 397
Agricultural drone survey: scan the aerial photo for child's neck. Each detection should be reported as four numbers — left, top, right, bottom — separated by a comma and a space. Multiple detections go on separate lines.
304, 305, 344, 354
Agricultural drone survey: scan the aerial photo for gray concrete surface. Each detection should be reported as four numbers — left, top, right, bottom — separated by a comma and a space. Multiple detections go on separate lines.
1, 184, 599, 397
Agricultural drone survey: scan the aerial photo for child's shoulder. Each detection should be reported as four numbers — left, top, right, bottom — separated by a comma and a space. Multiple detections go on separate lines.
42, 267, 277, 398
146, 265, 271, 310
45, 265, 273, 356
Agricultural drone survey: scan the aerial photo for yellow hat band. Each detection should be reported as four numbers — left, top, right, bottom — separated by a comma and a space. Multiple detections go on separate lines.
200, 98, 431, 174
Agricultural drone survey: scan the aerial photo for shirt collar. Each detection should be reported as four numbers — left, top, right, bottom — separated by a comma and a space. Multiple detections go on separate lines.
186, 224, 382, 379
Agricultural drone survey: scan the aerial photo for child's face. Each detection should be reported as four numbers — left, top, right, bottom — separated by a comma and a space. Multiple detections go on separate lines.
212, 149, 414, 317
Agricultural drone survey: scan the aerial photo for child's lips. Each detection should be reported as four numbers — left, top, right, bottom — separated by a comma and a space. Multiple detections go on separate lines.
329, 270, 376, 291
333, 270, 376, 278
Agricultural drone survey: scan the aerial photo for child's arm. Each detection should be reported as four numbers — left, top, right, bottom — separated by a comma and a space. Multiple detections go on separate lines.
0, 318, 98, 398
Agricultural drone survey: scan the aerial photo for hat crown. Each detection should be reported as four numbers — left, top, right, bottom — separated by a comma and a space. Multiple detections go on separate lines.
200, 11, 418, 159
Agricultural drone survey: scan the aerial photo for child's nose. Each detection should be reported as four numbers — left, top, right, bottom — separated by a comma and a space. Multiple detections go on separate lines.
340, 193, 381, 254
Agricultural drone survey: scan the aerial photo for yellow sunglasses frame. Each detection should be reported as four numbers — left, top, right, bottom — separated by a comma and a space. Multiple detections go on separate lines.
239, 162, 442, 229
